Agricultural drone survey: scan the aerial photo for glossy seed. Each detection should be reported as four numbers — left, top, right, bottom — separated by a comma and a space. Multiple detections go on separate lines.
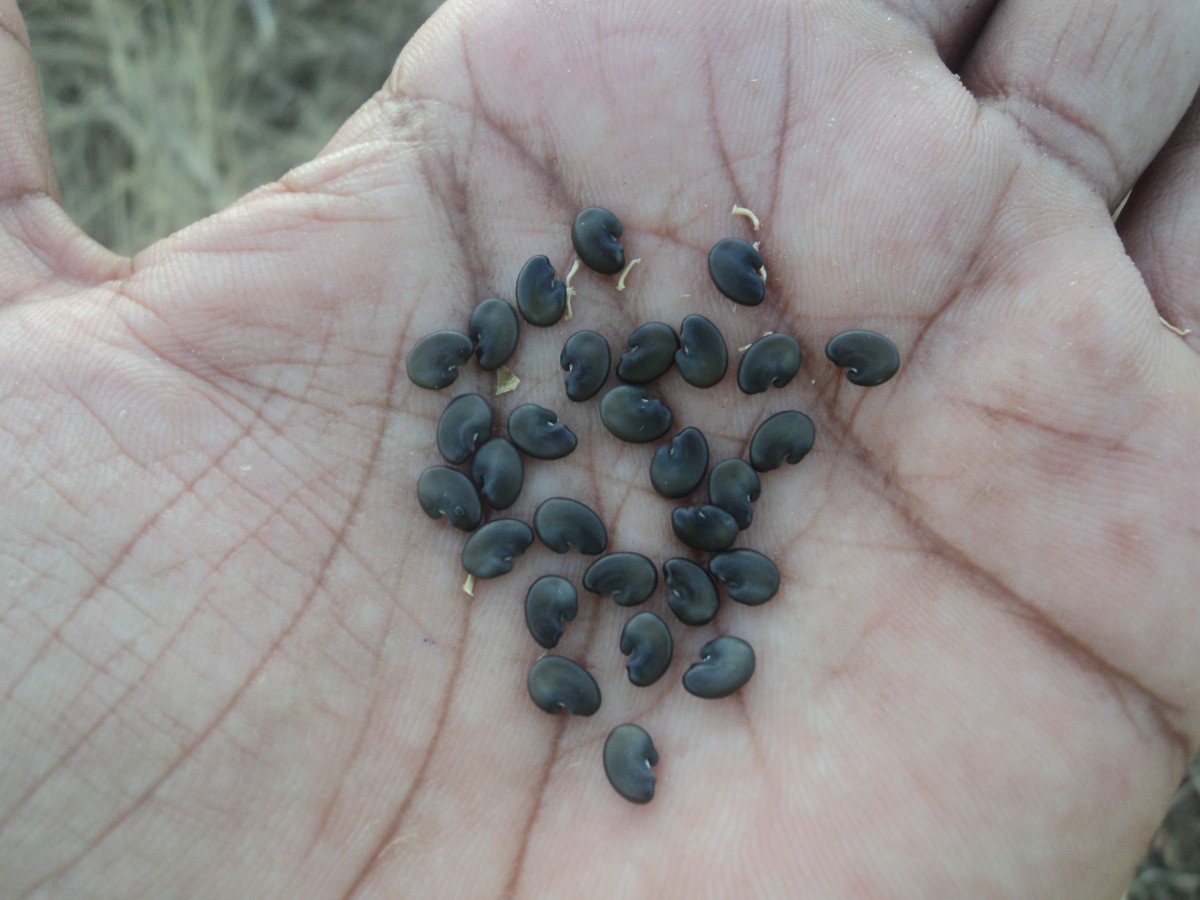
599, 386, 673, 443
405, 330, 474, 389
560, 330, 611, 402
617, 322, 679, 384
571, 206, 625, 275
470, 438, 524, 509
436, 393, 493, 464
709, 549, 780, 605
649, 427, 709, 499
527, 655, 601, 716
825, 329, 901, 386
508, 403, 577, 459
662, 558, 720, 626
515, 255, 567, 326
671, 504, 739, 552
675, 314, 728, 388
603, 724, 658, 805
468, 298, 519, 370
524, 576, 578, 649
620, 611, 673, 687
682, 636, 756, 699
534, 497, 608, 555
583, 552, 658, 606
749, 410, 816, 472
707, 458, 760, 530
417, 466, 482, 531
461, 518, 535, 578
708, 238, 766, 306
737, 332, 802, 394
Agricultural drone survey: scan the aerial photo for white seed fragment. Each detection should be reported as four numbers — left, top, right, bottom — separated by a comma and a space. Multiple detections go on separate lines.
495, 365, 520, 395
731, 204, 761, 231
616, 258, 641, 291
564, 258, 581, 319
462, 573, 475, 596
1160, 315, 1192, 337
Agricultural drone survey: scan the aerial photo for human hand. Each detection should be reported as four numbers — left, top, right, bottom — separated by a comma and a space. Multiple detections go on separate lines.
1, 0, 1198, 896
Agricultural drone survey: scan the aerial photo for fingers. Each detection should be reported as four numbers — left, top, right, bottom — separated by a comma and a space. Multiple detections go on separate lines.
959, 1, 1200, 208
874, 0, 1000, 66
1118, 97, 1200, 340
0, 1, 56, 202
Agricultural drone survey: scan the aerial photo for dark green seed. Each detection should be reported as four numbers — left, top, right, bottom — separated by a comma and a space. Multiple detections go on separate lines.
662, 558, 719, 626
508, 403, 577, 459
707, 458, 760, 530
617, 322, 679, 384
406, 330, 473, 389
533, 497, 608, 555
620, 611, 673, 687
417, 466, 482, 531
671, 505, 739, 552
682, 635, 756, 699
603, 724, 658, 804
708, 238, 765, 306
468, 298, 519, 370
737, 332, 802, 394
571, 206, 625, 275
825, 329, 901, 386
675, 314, 728, 388
527, 655, 601, 716
515, 255, 567, 327
583, 552, 658, 606
599, 386, 673, 443
461, 518, 534, 578
525, 576, 578, 649
470, 438, 524, 509
649, 427, 709, 499
709, 549, 780, 605
436, 393, 493, 464
560, 330, 610, 402
749, 410, 816, 472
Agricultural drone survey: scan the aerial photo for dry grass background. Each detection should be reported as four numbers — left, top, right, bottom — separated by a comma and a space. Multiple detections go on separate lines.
17, 0, 1200, 896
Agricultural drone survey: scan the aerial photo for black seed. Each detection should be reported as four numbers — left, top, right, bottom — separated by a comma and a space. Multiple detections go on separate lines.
525, 576, 578, 649
707, 458, 760, 530
708, 238, 765, 306
649, 427, 709, 499
603, 723, 658, 805
671, 505, 739, 552
571, 206, 625, 275
405, 330, 474, 389
560, 330, 611, 402
709, 549, 780, 605
599, 386, 673, 443
583, 552, 658, 606
825, 329, 901, 386
749, 410, 816, 472
619, 611, 673, 687
417, 466, 482, 531
470, 438, 524, 509
682, 636, 756, 699
662, 558, 719, 626
527, 655, 601, 716
675, 314, 728, 388
737, 332, 802, 394
515, 255, 567, 327
617, 322, 679, 384
533, 497, 608, 555
508, 403, 577, 459
436, 393, 493, 464
461, 518, 534, 578
468, 298, 519, 370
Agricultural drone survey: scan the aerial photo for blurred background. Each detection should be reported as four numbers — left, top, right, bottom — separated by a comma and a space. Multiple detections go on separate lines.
18, 0, 1200, 896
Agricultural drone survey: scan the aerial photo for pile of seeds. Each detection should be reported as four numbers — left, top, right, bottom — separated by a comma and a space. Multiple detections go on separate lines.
407, 206, 899, 805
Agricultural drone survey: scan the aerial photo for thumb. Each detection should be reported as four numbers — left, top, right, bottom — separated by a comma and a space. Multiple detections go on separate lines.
0, 0, 55, 203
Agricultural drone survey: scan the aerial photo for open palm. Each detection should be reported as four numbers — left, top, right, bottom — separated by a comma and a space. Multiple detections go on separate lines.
2, 0, 1199, 897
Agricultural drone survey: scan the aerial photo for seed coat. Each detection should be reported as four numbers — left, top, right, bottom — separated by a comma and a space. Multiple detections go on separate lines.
709, 549, 780, 605
708, 238, 766, 306
527, 655, 601, 716
671, 504, 739, 552
417, 466, 482, 531
515, 255, 567, 326
599, 386, 673, 443
738, 332, 802, 394
707, 458, 761, 530
749, 410, 816, 472
560, 330, 611, 401
406, 330, 474, 389
682, 635, 756, 699
571, 206, 625, 275
620, 611, 673, 687
525, 576, 578, 649
663, 558, 720, 626
508, 403, 577, 459
675, 314, 728, 388
461, 518, 535, 578
617, 322, 679, 384
470, 438, 524, 509
825, 329, 901, 386
603, 724, 658, 805
436, 393, 493, 464
534, 497, 608, 555
649, 427, 709, 499
583, 552, 658, 606
468, 298, 519, 370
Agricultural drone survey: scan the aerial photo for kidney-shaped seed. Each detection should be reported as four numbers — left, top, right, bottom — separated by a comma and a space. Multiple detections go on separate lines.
571, 206, 625, 275
470, 437, 524, 510
461, 518, 535, 578
527, 655, 601, 716
709, 549, 780, 605
599, 386, 673, 443
560, 330, 611, 402
707, 458, 760, 530
436, 393, 493, 464
749, 410, 816, 472
708, 238, 765, 306
675, 314, 728, 388
663, 558, 719, 626
534, 497, 608, 555
417, 465, 482, 531
682, 635, 756, 699
525, 576, 578, 649
508, 403, 577, 459
825, 329, 901, 386
468, 297, 519, 370
671, 505, 738, 552
649, 427, 709, 499
737, 332, 802, 394
515, 255, 567, 327
406, 330, 474, 389
617, 322, 679, 384
620, 611, 673, 687
603, 723, 658, 804
583, 552, 658, 606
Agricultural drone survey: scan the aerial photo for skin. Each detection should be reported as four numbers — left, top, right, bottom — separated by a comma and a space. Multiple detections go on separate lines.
0, 0, 1198, 897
